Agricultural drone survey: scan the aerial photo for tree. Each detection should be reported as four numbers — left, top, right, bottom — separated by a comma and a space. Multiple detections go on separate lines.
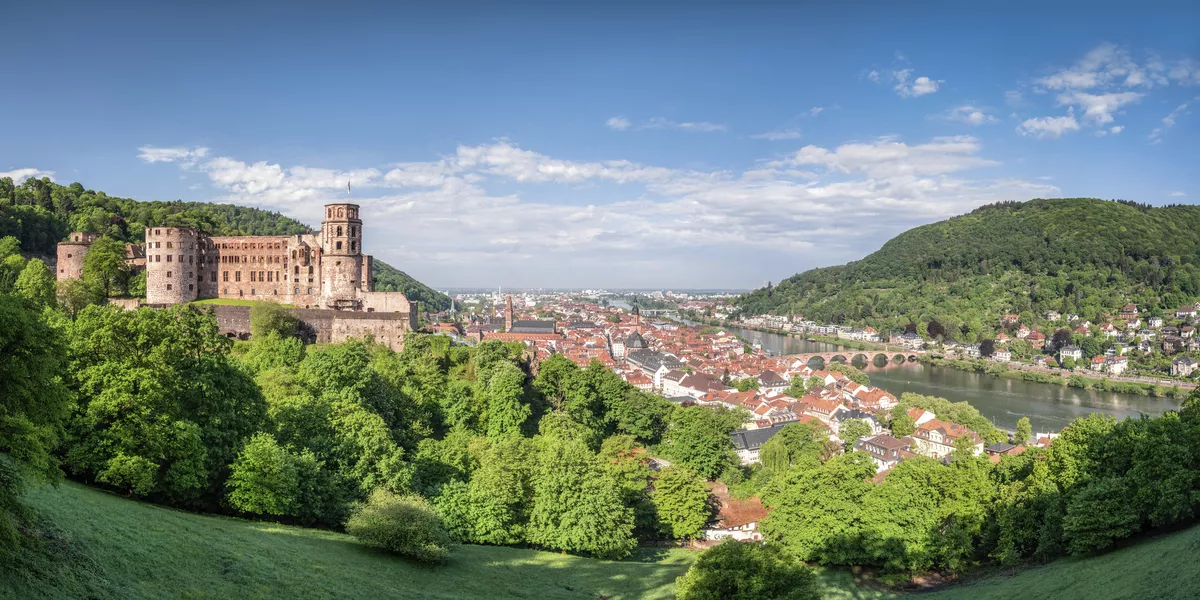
345, 489, 453, 563
758, 421, 832, 475
760, 452, 875, 564
662, 407, 741, 480
890, 407, 916, 437
250, 302, 299, 339
927, 319, 945, 340
484, 361, 531, 441
0, 296, 72, 552
1013, 417, 1032, 446
652, 466, 713, 540
13, 258, 55, 307
838, 419, 873, 447
979, 339, 996, 357
527, 436, 636, 559
730, 378, 759, 392
81, 236, 129, 298
676, 540, 820, 600
1051, 328, 1073, 351
1061, 356, 1076, 371
828, 363, 869, 386
56, 278, 94, 316
226, 432, 302, 516
1062, 477, 1141, 554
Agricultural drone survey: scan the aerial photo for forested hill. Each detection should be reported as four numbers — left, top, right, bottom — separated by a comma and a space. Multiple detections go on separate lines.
735, 198, 1200, 335
0, 176, 450, 310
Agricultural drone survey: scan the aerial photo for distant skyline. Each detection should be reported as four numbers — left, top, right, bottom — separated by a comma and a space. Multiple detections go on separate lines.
2, 1, 1198, 289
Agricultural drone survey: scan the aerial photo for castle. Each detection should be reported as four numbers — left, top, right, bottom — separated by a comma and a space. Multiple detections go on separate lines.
57, 202, 418, 348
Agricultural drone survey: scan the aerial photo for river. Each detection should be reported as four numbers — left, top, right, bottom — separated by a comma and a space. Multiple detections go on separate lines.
720, 325, 1179, 433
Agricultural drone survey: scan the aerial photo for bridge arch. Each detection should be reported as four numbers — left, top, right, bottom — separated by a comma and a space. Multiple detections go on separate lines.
893, 354, 906, 363
873, 353, 889, 366
830, 354, 848, 364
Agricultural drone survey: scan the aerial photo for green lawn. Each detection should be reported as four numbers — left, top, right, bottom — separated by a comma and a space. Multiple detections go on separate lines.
5, 482, 1199, 600
190, 298, 296, 308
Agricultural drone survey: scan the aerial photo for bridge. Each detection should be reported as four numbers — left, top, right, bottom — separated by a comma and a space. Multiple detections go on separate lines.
775, 350, 922, 366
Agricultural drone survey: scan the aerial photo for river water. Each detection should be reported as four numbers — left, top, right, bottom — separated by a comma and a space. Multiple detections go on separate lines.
720, 325, 1179, 433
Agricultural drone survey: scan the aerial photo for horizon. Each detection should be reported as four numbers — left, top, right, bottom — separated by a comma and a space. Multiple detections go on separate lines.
3, 0, 1198, 289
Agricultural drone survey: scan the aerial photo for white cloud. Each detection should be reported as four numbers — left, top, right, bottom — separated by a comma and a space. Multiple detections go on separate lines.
1056, 91, 1143, 124
807, 106, 825, 117
137, 145, 210, 167
936, 105, 999, 125
750, 128, 802, 141
0, 168, 55, 183
139, 136, 1056, 287
891, 69, 941, 97
608, 116, 726, 133
1110, 125, 1124, 134
605, 116, 631, 131
1168, 191, 1186, 197
1038, 43, 1166, 91
1149, 101, 1193, 142
867, 70, 881, 83
771, 135, 1000, 178
642, 117, 726, 132
1017, 109, 1081, 139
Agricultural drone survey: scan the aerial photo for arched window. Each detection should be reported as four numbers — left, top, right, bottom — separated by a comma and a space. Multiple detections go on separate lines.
336, 241, 343, 250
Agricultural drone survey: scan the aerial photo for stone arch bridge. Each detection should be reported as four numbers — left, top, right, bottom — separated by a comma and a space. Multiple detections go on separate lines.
782, 350, 923, 366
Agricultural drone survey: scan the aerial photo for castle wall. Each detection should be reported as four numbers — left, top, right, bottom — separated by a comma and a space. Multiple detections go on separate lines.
205, 305, 410, 351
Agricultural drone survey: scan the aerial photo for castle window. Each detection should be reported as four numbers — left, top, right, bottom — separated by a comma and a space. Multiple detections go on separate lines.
266, 272, 272, 282
167, 284, 172, 291
167, 255, 172, 263
308, 266, 313, 274
235, 272, 241, 282
273, 290, 278, 295
251, 289, 256, 295
188, 284, 194, 291
239, 290, 244, 297
67, 253, 72, 258
307, 288, 313, 294
167, 271, 172, 277
211, 272, 217, 282
155, 229, 160, 235
223, 271, 228, 282
295, 288, 300, 294
291, 250, 296, 259
276, 270, 280, 282
350, 242, 356, 252
294, 266, 299, 275
336, 241, 342, 250
259, 271, 265, 282
336, 226, 343, 236
250, 271, 256, 282
167, 242, 172, 249
350, 226, 356, 237
178, 255, 183, 263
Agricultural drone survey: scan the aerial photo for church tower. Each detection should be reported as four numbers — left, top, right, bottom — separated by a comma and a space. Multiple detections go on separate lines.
505, 296, 514, 331
320, 203, 364, 308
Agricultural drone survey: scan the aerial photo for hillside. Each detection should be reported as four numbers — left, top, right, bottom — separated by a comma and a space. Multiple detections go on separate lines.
735, 198, 1200, 335
0, 176, 450, 310
7, 482, 1200, 600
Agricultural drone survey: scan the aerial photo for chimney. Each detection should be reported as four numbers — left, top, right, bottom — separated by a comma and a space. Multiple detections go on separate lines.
505, 296, 514, 331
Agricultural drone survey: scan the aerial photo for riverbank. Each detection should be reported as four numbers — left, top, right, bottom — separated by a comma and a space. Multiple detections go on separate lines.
922, 355, 1192, 398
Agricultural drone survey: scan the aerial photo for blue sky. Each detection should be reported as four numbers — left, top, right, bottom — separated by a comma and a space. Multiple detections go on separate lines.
3, 0, 1198, 289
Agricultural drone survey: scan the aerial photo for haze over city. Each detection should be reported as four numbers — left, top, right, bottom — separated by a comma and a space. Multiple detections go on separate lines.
2, 1, 1197, 288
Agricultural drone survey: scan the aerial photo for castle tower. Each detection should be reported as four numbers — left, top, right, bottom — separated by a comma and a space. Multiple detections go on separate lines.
145, 226, 201, 305
633, 305, 641, 327
505, 296, 514, 331
55, 232, 100, 281
320, 203, 364, 309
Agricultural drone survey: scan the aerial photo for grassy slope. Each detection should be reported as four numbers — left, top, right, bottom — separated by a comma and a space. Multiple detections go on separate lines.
6, 482, 1199, 600
5, 482, 693, 600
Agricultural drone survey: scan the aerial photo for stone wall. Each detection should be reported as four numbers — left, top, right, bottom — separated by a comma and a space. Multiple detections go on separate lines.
205, 304, 411, 351
56, 242, 89, 281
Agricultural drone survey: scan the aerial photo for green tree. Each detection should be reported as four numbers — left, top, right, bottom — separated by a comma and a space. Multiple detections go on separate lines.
838, 419, 873, 447
889, 407, 916, 437
676, 540, 819, 600
651, 466, 712, 540
483, 361, 531, 441
81, 236, 129, 298
12, 258, 56, 307
760, 452, 875, 564
527, 436, 636, 559
226, 433, 303, 516
0, 296, 73, 552
828, 362, 869, 385
1013, 417, 1032, 446
662, 407, 741, 480
250, 302, 299, 339
56, 278, 95, 316
1062, 477, 1141, 554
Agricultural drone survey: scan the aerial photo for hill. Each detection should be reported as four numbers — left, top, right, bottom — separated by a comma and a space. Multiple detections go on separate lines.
0, 176, 450, 310
734, 198, 1200, 336
7, 482, 1200, 600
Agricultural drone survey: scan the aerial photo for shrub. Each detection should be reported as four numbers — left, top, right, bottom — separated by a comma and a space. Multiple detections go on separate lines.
345, 489, 453, 563
676, 540, 819, 600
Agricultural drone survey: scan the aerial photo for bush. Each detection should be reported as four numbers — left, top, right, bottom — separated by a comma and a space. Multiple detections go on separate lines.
676, 540, 819, 600
345, 489, 453, 563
